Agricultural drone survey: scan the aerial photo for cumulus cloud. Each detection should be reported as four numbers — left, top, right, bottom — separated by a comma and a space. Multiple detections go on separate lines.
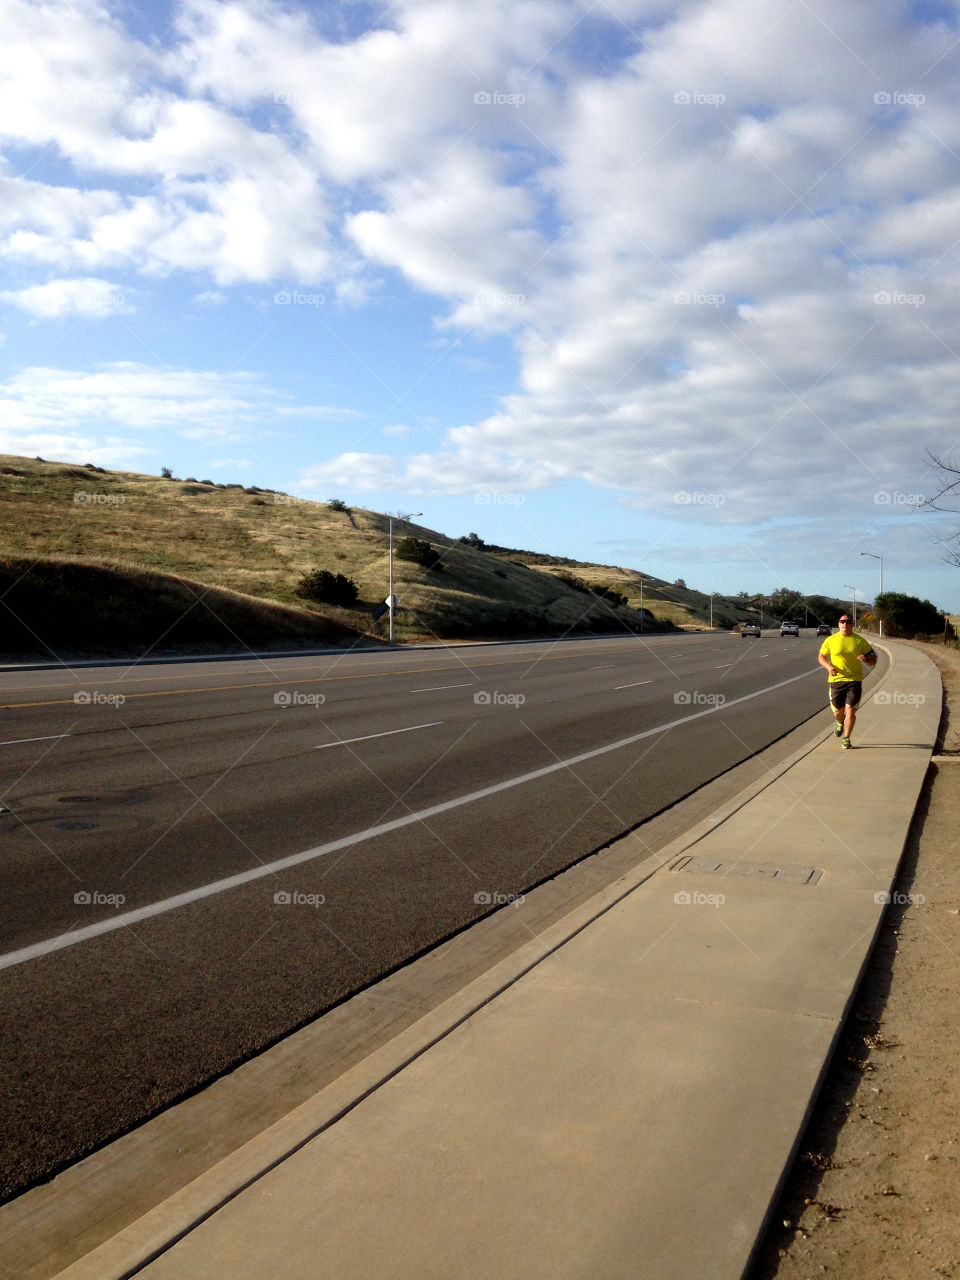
0, 277, 132, 318
2, 0, 960, 548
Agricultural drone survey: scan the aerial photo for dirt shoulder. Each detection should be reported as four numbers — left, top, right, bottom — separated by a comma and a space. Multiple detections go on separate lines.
749, 641, 960, 1280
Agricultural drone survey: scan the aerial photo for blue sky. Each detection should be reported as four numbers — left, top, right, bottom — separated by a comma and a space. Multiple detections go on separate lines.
2, 0, 960, 610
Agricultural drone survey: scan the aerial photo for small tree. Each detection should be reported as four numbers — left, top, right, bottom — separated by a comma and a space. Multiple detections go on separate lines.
397, 536, 444, 572
296, 569, 359, 607
327, 498, 349, 512
161, 466, 173, 479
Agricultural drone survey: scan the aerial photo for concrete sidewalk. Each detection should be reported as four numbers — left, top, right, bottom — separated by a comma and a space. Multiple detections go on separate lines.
50, 640, 940, 1280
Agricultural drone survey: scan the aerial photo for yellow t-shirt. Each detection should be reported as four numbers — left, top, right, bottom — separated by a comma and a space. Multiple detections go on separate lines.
820, 632, 874, 681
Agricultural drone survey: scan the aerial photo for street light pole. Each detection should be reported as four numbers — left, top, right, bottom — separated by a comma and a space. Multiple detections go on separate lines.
844, 584, 858, 626
388, 511, 422, 645
859, 551, 883, 638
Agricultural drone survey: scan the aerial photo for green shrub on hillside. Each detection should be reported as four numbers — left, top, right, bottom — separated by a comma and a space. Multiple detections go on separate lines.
397, 536, 444, 571
296, 568, 359, 606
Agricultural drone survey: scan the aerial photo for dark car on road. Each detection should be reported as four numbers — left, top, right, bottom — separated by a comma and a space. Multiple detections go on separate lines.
816, 624, 831, 637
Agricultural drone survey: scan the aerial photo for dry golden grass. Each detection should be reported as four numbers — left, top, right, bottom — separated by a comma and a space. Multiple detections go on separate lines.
0, 454, 684, 645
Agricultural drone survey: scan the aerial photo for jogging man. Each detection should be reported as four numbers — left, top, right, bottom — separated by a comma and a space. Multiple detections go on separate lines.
818, 616, 877, 749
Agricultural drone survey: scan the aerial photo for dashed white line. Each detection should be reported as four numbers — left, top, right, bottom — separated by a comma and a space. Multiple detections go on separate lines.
615, 680, 653, 690
0, 668, 817, 972
314, 722, 443, 750
0, 734, 71, 747
715, 664, 733, 668
409, 683, 473, 692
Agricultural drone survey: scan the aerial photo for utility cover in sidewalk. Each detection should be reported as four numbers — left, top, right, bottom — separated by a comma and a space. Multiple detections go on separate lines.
671, 856, 823, 886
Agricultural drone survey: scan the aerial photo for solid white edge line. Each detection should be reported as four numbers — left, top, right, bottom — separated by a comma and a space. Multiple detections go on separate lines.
1, 669, 817, 972
313, 722, 443, 750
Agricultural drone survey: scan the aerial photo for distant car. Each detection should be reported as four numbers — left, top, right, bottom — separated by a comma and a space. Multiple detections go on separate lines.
779, 620, 800, 637
740, 621, 761, 638
816, 624, 831, 637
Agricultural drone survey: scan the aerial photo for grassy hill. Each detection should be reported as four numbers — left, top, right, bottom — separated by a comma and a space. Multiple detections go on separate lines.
1, 454, 702, 655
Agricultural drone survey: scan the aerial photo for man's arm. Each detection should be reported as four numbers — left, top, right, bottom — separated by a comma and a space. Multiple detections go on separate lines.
818, 646, 837, 676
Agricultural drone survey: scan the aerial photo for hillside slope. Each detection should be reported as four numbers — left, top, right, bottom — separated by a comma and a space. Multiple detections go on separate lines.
0, 455, 674, 649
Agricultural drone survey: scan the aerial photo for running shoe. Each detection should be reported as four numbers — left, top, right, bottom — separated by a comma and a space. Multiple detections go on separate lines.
834, 722, 844, 737
841, 737, 852, 750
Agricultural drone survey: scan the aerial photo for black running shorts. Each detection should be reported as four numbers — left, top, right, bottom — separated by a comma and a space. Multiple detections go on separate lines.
828, 680, 862, 710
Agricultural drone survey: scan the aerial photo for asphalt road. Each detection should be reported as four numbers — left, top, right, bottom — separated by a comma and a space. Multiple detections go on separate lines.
0, 631, 859, 1199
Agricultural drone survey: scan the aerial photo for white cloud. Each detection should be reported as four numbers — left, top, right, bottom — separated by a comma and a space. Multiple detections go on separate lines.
2, 0, 960, 550
0, 277, 132, 318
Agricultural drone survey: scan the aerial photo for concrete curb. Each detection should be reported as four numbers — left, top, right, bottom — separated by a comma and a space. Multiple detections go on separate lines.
45, 641, 939, 1280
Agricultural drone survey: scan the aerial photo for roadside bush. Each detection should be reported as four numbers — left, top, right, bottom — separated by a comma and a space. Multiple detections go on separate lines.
296, 568, 359, 607
396, 536, 444, 572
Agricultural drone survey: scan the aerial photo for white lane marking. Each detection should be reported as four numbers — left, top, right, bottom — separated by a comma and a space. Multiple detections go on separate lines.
615, 680, 653, 690
715, 664, 733, 668
590, 664, 615, 669
314, 722, 443, 750
0, 668, 817, 972
0, 734, 71, 747
409, 683, 473, 692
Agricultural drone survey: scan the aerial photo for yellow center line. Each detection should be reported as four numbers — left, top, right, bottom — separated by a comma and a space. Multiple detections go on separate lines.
0, 639, 700, 710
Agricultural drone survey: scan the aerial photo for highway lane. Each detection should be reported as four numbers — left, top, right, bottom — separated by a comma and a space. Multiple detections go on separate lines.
0, 631, 864, 1197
